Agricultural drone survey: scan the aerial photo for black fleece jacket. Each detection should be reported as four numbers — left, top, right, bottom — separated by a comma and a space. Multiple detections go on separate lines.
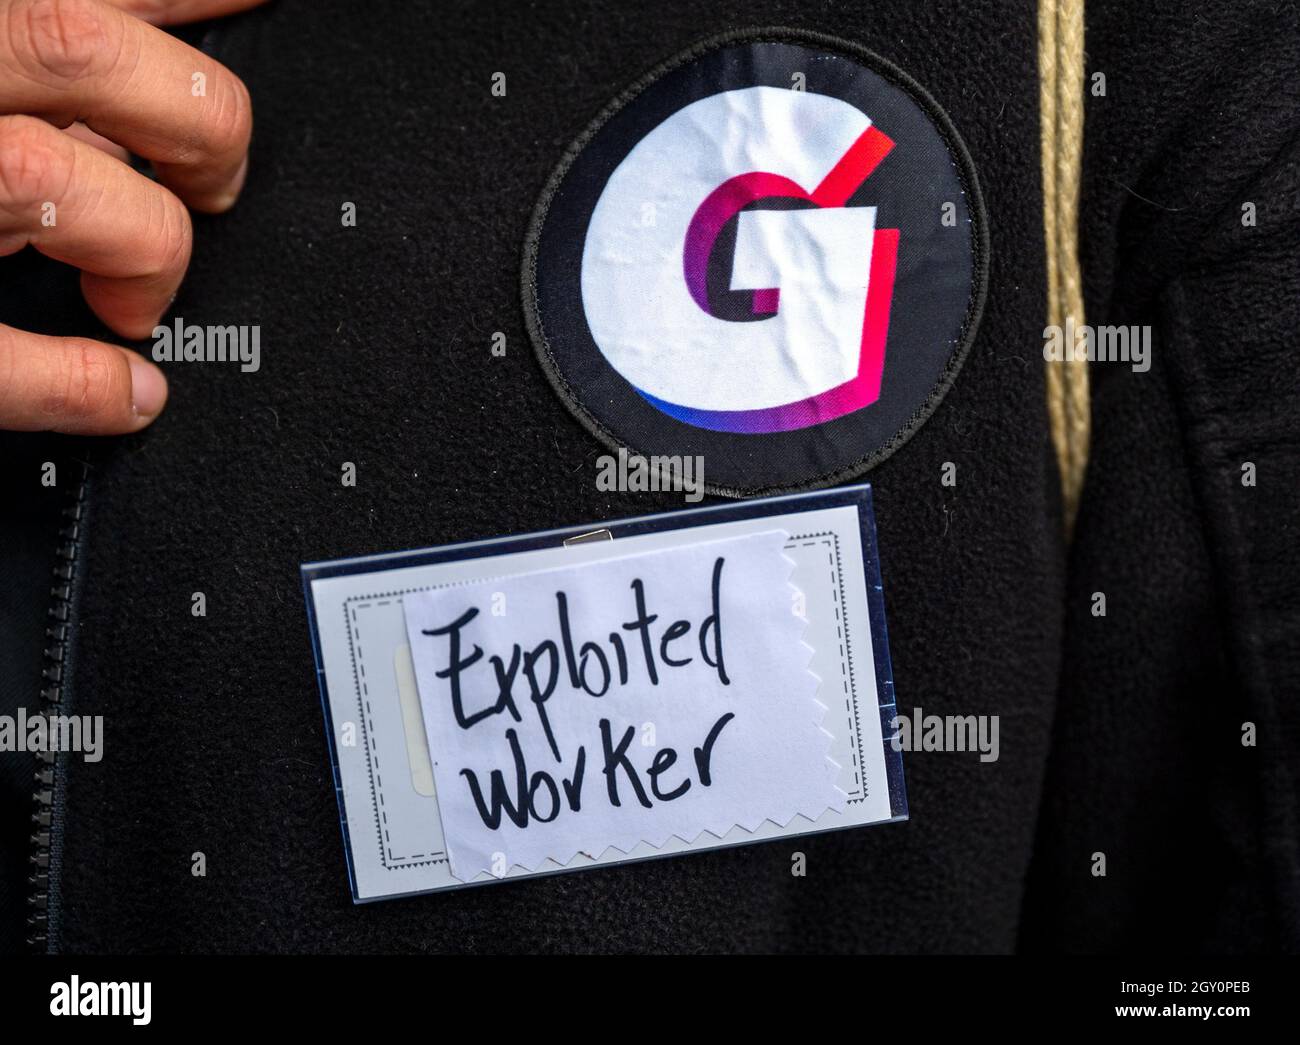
0, 0, 1296, 953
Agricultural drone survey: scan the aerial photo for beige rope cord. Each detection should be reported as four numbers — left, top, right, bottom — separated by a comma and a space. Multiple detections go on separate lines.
1040, 0, 1090, 534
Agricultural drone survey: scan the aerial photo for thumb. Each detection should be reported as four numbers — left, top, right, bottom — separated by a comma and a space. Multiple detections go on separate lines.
0, 325, 168, 434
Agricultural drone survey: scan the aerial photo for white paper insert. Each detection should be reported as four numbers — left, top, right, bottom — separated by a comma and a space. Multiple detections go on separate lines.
306, 501, 901, 902
402, 530, 842, 880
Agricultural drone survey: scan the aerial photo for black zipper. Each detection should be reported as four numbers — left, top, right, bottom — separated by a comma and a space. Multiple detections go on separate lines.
25, 19, 236, 953
27, 459, 89, 953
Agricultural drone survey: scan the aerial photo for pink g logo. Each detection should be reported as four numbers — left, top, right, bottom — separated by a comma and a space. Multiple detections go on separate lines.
527, 32, 986, 496
580, 87, 901, 435
674, 123, 899, 433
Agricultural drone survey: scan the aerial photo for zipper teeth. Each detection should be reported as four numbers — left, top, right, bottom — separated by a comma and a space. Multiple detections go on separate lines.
28, 464, 88, 953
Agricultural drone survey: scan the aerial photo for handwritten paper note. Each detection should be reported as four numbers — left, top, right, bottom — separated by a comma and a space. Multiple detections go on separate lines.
402, 530, 845, 879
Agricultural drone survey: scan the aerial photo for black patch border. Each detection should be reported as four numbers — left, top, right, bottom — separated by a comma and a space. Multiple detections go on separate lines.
522, 26, 990, 498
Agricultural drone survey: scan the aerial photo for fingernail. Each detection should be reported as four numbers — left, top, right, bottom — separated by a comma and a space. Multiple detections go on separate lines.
232, 153, 249, 196
217, 155, 250, 210
197, 155, 251, 213
128, 355, 169, 421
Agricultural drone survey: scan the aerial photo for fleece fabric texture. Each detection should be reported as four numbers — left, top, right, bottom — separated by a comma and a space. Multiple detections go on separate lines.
0, 0, 1290, 953
24, 0, 1059, 954
1020, 1, 1300, 952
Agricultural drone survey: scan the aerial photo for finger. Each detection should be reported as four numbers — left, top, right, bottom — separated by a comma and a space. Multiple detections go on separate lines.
99, 0, 271, 26
0, 0, 253, 212
62, 119, 129, 162
0, 324, 168, 434
0, 114, 192, 339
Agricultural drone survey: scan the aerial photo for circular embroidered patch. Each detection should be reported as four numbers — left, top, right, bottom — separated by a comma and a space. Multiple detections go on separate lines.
523, 28, 988, 497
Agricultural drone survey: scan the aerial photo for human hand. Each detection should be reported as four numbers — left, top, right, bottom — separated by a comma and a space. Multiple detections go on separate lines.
0, 0, 269, 434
